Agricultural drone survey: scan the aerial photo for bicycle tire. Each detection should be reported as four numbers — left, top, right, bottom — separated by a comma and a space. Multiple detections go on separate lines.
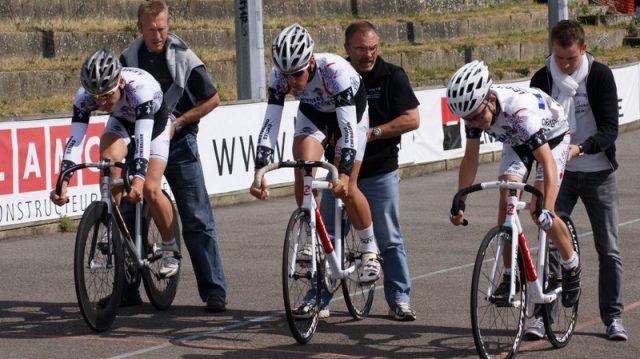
471, 226, 526, 359
341, 218, 375, 320
142, 190, 182, 310
74, 201, 125, 332
542, 214, 580, 348
282, 208, 320, 344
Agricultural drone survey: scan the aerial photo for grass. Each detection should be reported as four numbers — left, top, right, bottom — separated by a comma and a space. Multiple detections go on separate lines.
58, 215, 76, 232
1, 40, 636, 118
0, 2, 548, 33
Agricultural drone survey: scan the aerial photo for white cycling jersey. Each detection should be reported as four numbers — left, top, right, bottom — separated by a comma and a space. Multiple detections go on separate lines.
255, 53, 367, 175
62, 67, 169, 181
466, 85, 571, 183
479, 85, 569, 146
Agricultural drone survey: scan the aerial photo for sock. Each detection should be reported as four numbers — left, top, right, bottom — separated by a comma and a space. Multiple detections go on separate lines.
560, 251, 579, 270
162, 238, 178, 252
504, 268, 512, 276
357, 224, 378, 254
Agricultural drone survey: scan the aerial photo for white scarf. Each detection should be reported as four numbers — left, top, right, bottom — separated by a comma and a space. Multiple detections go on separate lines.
549, 53, 589, 132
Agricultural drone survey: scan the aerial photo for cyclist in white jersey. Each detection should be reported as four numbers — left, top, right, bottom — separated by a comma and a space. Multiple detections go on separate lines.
50, 49, 180, 277
447, 60, 581, 308
250, 24, 381, 285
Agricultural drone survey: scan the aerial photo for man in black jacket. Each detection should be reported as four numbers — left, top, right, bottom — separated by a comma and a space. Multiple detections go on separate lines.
320, 21, 421, 321
526, 19, 627, 341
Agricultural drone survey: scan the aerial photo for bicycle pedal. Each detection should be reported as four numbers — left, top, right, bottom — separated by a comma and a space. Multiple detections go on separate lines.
488, 296, 521, 308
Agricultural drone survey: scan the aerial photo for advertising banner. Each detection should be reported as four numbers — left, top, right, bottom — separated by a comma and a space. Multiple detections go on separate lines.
1, 64, 638, 228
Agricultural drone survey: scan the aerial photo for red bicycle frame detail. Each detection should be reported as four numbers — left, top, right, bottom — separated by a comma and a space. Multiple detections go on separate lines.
314, 208, 334, 254
518, 232, 537, 281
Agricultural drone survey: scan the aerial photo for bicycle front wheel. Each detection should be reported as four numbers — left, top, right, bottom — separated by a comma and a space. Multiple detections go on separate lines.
282, 208, 320, 344
142, 190, 182, 310
74, 201, 125, 332
341, 220, 375, 320
542, 214, 580, 348
471, 226, 526, 359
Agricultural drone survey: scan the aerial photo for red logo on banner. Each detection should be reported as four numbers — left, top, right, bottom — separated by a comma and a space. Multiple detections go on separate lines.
0, 129, 13, 195
17, 127, 47, 193
441, 97, 461, 125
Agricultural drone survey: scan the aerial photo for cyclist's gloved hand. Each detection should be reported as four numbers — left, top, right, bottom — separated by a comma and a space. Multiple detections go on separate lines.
50, 185, 69, 206
449, 200, 467, 226
125, 177, 144, 203
537, 209, 555, 231
331, 173, 349, 200
249, 175, 270, 200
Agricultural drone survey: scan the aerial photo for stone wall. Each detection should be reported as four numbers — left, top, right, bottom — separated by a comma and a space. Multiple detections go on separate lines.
0, 7, 551, 58
0, 0, 531, 20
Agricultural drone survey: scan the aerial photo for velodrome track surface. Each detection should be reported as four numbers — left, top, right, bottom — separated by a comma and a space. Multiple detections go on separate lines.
1, 130, 639, 358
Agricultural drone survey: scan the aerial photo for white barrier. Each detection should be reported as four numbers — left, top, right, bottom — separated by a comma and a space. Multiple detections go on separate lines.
1, 63, 639, 228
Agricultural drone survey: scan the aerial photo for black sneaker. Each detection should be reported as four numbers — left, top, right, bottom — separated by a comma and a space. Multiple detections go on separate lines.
490, 273, 520, 307
205, 295, 227, 313
561, 265, 581, 307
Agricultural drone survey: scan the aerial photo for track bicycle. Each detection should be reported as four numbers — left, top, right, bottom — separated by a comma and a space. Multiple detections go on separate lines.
55, 159, 181, 331
451, 181, 580, 358
253, 160, 376, 344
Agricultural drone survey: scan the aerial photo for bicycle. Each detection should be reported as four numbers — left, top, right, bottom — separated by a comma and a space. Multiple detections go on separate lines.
253, 160, 376, 344
451, 181, 580, 358
55, 159, 182, 332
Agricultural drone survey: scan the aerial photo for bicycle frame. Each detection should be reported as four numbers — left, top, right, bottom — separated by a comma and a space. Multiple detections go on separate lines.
452, 181, 561, 317
498, 186, 562, 317
57, 160, 155, 272
301, 168, 361, 283
255, 160, 363, 284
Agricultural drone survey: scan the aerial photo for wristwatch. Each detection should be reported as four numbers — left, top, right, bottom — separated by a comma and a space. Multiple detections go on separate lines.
577, 144, 584, 156
372, 127, 382, 139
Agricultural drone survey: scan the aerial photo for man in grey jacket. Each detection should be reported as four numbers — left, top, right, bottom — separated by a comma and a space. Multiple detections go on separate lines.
119, 0, 228, 312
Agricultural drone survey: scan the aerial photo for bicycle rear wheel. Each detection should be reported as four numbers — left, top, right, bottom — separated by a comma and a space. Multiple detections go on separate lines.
471, 226, 526, 359
74, 201, 125, 332
542, 214, 580, 348
341, 219, 375, 320
142, 190, 182, 310
282, 208, 321, 344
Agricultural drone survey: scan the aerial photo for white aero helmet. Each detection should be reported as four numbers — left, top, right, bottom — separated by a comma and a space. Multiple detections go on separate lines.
446, 60, 492, 118
271, 23, 314, 73
80, 48, 122, 95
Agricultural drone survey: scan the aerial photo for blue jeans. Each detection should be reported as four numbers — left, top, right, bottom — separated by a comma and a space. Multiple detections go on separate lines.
122, 132, 227, 302
319, 169, 412, 307
556, 169, 623, 326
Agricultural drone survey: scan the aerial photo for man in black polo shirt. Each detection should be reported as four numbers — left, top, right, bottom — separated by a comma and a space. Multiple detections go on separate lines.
320, 20, 421, 321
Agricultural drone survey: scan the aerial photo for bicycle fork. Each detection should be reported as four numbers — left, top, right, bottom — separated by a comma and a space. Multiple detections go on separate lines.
89, 164, 116, 272
490, 191, 561, 315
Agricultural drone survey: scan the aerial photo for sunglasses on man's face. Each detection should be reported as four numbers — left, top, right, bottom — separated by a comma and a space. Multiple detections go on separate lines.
282, 65, 309, 79
91, 86, 119, 102
464, 102, 489, 123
